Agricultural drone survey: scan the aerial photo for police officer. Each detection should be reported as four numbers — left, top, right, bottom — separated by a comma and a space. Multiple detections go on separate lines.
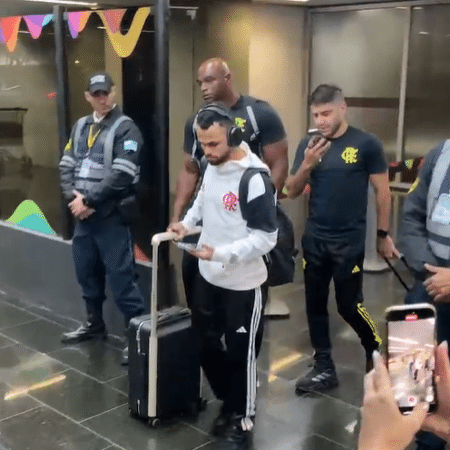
171, 57, 288, 313
59, 72, 144, 365
400, 139, 450, 450
286, 84, 399, 394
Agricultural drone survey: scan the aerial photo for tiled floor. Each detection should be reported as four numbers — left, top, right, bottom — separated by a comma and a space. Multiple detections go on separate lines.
0, 263, 413, 450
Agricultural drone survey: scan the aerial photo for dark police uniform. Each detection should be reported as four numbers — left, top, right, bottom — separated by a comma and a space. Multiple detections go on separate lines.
59, 106, 144, 327
400, 141, 450, 450
292, 125, 386, 366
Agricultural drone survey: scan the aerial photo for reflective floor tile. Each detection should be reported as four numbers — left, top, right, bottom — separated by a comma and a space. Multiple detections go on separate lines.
0, 333, 15, 349
0, 405, 110, 450
0, 343, 66, 389
181, 398, 221, 435
319, 368, 364, 407
1, 318, 69, 354
252, 414, 305, 450
105, 374, 128, 396
257, 341, 309, 374
303, 395, 360, 448
49, 340, 127, 382
0, 382, 39, 421
300, 433, 353, 450
30, 369, 127, 422
83, 404, 212, 450
0, 301, 39, 330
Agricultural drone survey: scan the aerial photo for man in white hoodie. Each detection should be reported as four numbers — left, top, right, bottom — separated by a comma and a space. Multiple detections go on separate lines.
169, 104, 278, 450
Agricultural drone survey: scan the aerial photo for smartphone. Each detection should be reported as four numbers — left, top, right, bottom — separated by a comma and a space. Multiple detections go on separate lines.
176, 242, 197, 251
385, 303, 437, 415
174, 233, 199, 252
307, 128, 323, 147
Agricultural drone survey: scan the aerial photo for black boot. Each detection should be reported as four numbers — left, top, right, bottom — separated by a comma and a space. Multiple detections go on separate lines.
61, 309, 106, 344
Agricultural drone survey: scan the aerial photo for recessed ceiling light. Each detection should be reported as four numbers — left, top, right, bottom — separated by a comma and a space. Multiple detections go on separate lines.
23, 0, 99, 6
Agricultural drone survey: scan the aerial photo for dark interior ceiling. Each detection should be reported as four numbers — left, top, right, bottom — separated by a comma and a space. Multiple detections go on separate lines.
0, 0, 421, 17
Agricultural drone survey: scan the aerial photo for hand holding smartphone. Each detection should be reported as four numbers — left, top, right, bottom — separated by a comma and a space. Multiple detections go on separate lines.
305, 129, 330, 164
176, 242, 197, 251
386, 303, 437, 415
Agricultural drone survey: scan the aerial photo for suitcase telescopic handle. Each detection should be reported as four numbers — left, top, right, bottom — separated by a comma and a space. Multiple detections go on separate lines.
147, 226, 202, 419
150, 226, 202, 331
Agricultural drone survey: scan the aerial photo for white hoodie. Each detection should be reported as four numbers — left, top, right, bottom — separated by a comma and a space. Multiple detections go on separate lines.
181, 142, 278, 291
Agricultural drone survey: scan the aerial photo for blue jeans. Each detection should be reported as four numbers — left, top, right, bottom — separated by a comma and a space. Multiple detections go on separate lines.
405, 279, 450, 450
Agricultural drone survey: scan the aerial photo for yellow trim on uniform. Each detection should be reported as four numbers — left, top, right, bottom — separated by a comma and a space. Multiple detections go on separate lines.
357, 303, 382, 345
302, 258, 307, 269
352, 265, 360, 274
408, 178, 420, 194
64, 138, 72, 153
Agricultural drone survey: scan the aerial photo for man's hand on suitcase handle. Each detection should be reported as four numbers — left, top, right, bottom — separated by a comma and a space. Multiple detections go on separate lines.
167, 222, 188, 240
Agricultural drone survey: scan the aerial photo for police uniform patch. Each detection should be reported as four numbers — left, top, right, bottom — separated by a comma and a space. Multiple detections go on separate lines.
124, 140, 138, 152
64, 138, 72, 153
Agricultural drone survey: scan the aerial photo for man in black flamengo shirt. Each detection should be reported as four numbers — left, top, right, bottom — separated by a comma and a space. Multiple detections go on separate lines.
285, 84, 399, 394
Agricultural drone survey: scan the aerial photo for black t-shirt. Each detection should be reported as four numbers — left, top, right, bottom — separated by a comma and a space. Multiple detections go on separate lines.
184, 95, 286, 167
291, 126, 387, 239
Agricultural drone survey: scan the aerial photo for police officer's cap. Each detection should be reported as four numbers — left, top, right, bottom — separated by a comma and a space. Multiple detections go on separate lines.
87, 72, 114, 94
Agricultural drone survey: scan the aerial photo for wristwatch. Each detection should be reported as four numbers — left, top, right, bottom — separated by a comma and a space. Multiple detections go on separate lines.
377, 229, 388, 239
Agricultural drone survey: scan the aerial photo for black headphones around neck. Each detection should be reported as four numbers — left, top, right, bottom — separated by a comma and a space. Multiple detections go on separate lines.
195, 103, 243, 147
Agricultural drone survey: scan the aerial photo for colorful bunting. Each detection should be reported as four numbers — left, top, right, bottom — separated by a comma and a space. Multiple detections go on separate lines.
67, 11, 92, 39
42, 14, 53, 27
23, 15, 48, 39
102, 9, 126, 34
98, 7, 150, 58
0, 7, 151, 57
0, 16, 21, 52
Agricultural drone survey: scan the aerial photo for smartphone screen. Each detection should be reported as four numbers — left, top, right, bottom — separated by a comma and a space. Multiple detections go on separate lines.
386, 303, 437, 414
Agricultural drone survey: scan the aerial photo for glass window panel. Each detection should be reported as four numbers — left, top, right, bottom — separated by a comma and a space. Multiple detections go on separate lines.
311, 8, 406, 98
404, 5, 450, 158
0, 19, 61, 236
310, 7, 406, 157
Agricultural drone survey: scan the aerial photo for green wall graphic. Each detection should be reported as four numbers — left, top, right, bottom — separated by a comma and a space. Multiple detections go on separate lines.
6, 200, 56, 236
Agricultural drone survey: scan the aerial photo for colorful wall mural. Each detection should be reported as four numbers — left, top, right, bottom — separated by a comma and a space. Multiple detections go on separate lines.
0, 7, 151, 57
5, 200, 149, 262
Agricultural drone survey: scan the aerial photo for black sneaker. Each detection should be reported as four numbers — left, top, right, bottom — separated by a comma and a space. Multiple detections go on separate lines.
295, 365, 339, 394
215, 416, 251, 450
211, 403, 233, 436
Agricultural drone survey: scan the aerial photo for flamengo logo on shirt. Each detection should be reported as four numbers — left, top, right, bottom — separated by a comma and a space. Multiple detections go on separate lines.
223, 192, 239, 212
341, 147, 359, 164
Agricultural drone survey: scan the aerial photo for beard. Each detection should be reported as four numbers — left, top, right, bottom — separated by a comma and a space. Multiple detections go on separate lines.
206, 152, 230, 166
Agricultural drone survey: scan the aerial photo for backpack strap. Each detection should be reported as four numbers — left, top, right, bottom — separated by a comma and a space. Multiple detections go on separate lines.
239, 167, 276, 225
246, 105, 259, 142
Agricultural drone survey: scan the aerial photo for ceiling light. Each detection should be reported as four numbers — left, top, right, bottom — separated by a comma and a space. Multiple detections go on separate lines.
23, 0, 99, 6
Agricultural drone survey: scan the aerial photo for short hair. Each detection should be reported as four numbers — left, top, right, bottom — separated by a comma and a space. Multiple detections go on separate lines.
309, 84, 344, 106
195, 103, 234, 131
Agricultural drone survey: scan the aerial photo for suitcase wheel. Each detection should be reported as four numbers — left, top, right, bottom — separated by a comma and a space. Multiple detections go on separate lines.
148, 418, 161, 427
